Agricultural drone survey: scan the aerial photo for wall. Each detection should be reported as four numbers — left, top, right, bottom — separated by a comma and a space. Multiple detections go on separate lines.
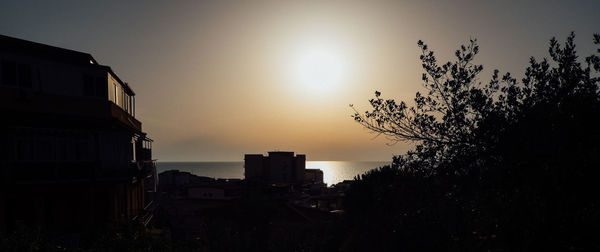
268, 152, 294, 183
1, 127, 135, 173
244, 154, 263, 180
294, 154, 306, 183
0, 52, 106, 98
244, 152, 307, 184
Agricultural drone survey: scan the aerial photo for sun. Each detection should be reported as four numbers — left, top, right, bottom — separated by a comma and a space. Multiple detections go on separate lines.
292, 45, 346, 93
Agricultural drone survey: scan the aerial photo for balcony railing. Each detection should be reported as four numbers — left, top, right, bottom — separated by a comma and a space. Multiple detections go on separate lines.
109, 102, 142, 132
0, 88, 142, 133
138, 149, 152, 162
136, 159, 157, 178
137, 136, 153, 161
132, 200, 157, 227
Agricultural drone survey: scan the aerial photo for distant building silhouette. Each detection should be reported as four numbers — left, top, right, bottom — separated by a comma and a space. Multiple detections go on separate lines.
245, 151, 306, 184
158, 170, 241, 200
0, 35, 157, 236
304, 168, 323, 184
245, 151, 324, 186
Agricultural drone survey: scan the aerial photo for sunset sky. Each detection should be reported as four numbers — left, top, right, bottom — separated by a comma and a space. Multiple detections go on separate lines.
1, 1, 598, 161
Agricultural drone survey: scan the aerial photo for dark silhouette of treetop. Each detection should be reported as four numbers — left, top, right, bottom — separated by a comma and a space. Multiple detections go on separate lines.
346, 32, 600, 251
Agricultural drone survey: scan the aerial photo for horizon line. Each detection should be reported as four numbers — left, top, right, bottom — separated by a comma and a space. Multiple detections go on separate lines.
157, 160, 392, 163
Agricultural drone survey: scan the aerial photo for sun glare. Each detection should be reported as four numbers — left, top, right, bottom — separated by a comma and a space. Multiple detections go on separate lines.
292, 45, 346, 93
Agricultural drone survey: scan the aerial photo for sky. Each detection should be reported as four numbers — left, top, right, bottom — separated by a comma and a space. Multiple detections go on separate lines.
1, 1, 598, 161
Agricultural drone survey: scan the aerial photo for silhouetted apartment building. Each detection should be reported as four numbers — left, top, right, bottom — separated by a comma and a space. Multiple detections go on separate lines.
0, 35, 157, 235
245, 152, 306, 184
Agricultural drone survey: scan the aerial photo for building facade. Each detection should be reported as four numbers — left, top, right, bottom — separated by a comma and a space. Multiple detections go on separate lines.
244, 152, 306, 184
0, 35, 157, 235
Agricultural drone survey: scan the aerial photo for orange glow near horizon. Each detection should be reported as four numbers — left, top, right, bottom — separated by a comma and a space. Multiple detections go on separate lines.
3, 1, 597, 161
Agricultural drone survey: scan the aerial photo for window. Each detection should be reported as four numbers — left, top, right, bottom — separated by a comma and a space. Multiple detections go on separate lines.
124, 94, 129, 112
2, 60, 17, 86
35, 138, 53, 161
16, 137, 33, 161
96, 77, 106, 98
83, 74, 94, 96
129, 96, 133, 114
57, 141, 67, 160
113, 83, 118, 104
122, 91, 125, 109
75, 141, 88, 161
17, 64, 32, 88
1, 61, 32, 88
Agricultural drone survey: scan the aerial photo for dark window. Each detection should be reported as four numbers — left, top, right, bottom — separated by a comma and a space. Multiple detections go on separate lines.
36, 140, 53, 161
17, 137, 33, 161
17, 64, 32, 88
2, 61, 17, 86
75, 142, 88, 160
65, 138, 75, 161
57, 141, 67, 160
96, 77, 106, 97
83, 74, 94, 96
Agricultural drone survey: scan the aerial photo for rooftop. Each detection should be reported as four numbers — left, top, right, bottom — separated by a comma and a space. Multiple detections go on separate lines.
0, 34, 135, 95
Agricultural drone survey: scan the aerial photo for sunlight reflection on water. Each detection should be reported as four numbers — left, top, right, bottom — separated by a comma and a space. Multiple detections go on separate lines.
306, 161, 390, 185
158, 161, 390, 186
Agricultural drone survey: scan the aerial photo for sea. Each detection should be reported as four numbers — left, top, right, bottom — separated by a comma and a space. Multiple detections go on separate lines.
157, 161, 391, 186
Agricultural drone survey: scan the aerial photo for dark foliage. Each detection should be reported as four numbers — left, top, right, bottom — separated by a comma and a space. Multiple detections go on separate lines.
347, 33, 600, 251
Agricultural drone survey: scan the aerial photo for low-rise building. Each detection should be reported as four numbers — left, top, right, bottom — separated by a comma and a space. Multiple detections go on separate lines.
158, 170, 241, 200
304, 168, 324, 184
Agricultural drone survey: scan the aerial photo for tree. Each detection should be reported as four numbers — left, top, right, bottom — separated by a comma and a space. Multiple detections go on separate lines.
346, 33, 600, 251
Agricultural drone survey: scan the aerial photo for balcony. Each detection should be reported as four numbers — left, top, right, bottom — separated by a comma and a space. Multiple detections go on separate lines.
132, 200, 157, 227
0, 88, 142, 133
135, 159, 157, 179
109, 102, 141, 132
6, 160, 100, 183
